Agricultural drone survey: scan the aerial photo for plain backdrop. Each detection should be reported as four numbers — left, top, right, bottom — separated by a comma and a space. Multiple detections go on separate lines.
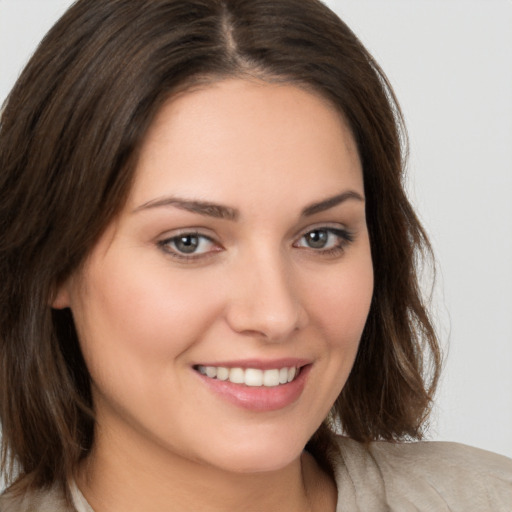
1, 0, 511, 459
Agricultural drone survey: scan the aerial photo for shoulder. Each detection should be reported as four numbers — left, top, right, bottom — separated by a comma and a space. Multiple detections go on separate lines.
0, 485, 74, 512
332, 436, 512, 511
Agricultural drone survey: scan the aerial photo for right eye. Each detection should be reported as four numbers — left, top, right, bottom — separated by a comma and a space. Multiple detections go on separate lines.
159, 232, 219, 259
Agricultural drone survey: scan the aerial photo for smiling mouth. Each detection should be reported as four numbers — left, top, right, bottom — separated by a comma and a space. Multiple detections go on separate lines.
194, 365, 301, 387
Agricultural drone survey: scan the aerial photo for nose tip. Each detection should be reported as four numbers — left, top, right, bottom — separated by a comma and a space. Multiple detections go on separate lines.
225, 263, 307, 341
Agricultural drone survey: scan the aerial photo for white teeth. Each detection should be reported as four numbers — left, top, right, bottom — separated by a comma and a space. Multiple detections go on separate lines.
245, 368, 263, 387
229, 367, 245, 384
263, 369, 280, 387
205, 366, 217, 378
196, 365, 300, 387
216, 367, 229, 381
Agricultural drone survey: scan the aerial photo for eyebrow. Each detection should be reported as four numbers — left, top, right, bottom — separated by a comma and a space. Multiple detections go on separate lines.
132, 190, 364, 221
301, 190, 364, 216
133, 197, 239, 220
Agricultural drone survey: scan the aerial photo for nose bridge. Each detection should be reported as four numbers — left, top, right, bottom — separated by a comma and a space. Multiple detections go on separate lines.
226, 243, 304, 340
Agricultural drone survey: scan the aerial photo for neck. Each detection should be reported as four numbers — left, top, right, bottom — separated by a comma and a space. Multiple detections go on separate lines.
76, 422, 336, 512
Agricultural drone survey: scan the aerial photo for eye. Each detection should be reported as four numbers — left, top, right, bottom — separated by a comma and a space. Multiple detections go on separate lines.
294, 227, 354, 253
159, 232, 219, 258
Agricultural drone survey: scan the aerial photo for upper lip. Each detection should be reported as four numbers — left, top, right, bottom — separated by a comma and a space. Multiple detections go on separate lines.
193, 358, 311, 370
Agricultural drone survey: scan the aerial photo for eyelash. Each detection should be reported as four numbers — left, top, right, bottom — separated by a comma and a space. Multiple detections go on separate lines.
158, 227, 355, 262
293, 227, 355, 257
158, 231, 219, 261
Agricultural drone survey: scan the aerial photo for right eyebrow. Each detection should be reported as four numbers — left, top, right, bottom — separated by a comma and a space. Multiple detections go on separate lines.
132, 196, 239, 221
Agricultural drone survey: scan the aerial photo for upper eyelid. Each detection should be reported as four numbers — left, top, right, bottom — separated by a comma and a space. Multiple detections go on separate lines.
293, 225, 355, 247
294, 222, 350, 238
155, 221, 355, 246
160, 232, 219, 251
158, 227, 218, 242
157, 232, 221, 261
157, 228, 218, 245
156, 224, 351, 241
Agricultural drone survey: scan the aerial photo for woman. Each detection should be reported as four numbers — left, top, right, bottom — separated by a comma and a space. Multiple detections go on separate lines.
0, 0, 510, 510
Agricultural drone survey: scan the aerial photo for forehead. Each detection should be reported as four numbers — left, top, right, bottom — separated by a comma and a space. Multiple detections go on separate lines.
127, 78, 363, 212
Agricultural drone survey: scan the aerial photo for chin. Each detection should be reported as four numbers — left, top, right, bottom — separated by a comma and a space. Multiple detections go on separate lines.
195, 429, 309, 474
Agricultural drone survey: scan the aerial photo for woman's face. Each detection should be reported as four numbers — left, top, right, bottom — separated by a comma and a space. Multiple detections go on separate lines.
55, 79, 373, 474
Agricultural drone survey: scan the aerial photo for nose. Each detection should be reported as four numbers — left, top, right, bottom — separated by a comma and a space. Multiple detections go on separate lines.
225, 249, 307, 342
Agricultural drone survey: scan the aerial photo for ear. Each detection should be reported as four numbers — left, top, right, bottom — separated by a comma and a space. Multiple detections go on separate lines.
51, 281, 71, 309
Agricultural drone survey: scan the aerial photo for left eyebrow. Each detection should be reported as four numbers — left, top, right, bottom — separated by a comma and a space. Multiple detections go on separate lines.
301, 190, 365, 217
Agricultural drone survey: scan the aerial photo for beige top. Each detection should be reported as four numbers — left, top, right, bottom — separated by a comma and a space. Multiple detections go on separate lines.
1, 438, 511, 511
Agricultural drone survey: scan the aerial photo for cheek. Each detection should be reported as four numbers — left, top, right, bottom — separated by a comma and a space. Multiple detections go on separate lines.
307, 255, 374, 348
294, 251, 373, 424
70, 254, 224, 375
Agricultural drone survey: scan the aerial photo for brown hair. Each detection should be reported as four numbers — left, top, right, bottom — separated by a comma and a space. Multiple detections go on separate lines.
0, 0, 441, 494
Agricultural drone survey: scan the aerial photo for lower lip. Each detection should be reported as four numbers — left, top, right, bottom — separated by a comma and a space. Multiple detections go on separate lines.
195, 365, 311, 412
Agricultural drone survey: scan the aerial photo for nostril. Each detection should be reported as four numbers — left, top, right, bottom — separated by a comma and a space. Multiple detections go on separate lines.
225, 297, 305, 341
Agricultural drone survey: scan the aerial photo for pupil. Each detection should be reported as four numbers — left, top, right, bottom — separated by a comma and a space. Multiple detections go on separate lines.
176, 235, 199, 253
307, 230, 327, 248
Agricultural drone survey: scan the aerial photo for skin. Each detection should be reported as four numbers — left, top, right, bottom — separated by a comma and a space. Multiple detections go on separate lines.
54, 79, 374, 512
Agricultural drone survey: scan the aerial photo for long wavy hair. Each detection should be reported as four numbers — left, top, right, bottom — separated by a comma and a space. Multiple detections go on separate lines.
0, 0, 440, 495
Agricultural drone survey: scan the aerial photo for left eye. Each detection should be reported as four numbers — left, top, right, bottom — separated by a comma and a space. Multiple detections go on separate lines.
295, 228, 350, 250
161, 233, 216, 255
